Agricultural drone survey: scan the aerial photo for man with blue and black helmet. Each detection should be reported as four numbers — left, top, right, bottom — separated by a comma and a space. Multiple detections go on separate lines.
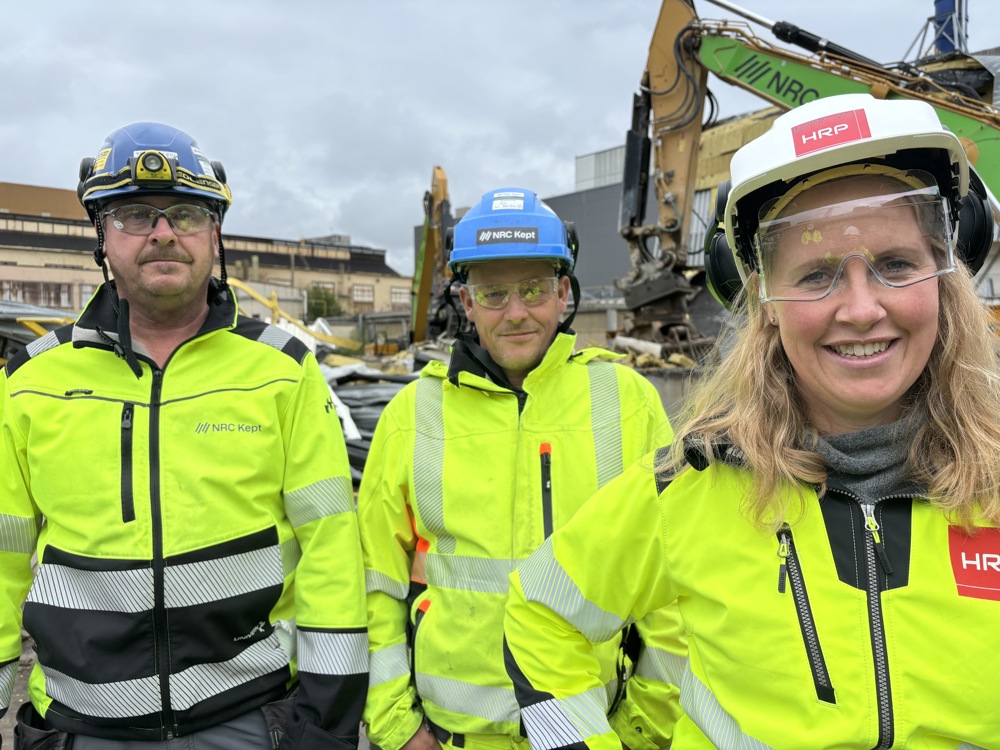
358, 187, 685, 750
0, 123, 368, 749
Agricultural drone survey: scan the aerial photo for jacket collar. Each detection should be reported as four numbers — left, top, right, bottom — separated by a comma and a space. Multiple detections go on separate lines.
445, 331, 578, 390
73, 279, 238, 352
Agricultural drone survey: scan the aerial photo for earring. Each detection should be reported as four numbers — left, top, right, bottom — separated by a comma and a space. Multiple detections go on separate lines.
769, 317, 777, 325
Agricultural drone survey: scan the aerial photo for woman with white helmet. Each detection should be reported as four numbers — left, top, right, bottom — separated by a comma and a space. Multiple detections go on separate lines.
503, 94, 1000, 748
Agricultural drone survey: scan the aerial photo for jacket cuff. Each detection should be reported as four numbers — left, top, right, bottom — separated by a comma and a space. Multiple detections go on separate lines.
608, 703, 661, 750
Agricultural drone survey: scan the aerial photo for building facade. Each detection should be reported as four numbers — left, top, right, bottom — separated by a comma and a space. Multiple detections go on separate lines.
0, 182, 412, 316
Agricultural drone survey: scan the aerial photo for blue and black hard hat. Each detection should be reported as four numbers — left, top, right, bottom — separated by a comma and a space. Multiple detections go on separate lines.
447, 187, 578, 282
77, 122, 231, 223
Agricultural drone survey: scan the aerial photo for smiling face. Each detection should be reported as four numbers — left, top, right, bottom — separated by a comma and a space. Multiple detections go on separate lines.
101, 194, 219, 318
459, 259, 569, 388
764, 175, 942, 434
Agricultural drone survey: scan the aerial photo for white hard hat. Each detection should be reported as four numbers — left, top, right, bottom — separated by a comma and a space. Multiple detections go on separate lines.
724, 94, 969, 283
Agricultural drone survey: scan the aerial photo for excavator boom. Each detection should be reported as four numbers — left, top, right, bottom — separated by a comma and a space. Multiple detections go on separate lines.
411, 166, 451, 342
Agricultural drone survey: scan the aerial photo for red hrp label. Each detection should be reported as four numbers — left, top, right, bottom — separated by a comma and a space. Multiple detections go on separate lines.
949, 526, 1000, 602
792, 109, 872, 156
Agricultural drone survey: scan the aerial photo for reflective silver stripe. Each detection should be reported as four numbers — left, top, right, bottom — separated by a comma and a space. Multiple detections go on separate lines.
681, 658, 772, 749
564, 685, 613, 738
299, 630, 368, 675
588, 361, 623, 489
521, 697, 586, 750
416, 673, 519, 724
170, 632, 290, 711
1, 661, 16, 711
25, 331, 60, 359
285, 476, 354, 528
27, 564, 154, 613
281, 537, 301, 577
635, 643, 685, 687
0, 513, 38, 554
424, 553, 516, 594
257, 325, 293, 351
370, 642, 409, 687
366, 569, 409, 600
957, 744, 987, 750
164, 545, 283, 608
518, 538, 625, 642
413, 378, 455, 553
42, 663, 161, 718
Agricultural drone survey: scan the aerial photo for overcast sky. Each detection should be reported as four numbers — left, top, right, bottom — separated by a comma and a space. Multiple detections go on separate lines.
2, 0, 997, 275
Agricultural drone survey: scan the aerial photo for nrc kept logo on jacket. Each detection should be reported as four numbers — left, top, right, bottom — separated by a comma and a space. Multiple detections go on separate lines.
949, 526, 1000, 602
195, 422, 262, 434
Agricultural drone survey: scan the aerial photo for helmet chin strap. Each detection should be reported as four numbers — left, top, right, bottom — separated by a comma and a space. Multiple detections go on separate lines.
92, 217, 144, 379
212, 231, 230, 305
557, 273, 581, 335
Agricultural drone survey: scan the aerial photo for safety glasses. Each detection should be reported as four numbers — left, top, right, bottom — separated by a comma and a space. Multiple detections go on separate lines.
755, 186, 955, 303
103, 204, 216, 236
466, 277, 560, 310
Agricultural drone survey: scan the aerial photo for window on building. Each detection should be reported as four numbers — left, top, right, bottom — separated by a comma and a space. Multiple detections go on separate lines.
79, 283, 96, 306
1, 281, 73, 309
390, 287, 410, 308
352, 284, 375, 302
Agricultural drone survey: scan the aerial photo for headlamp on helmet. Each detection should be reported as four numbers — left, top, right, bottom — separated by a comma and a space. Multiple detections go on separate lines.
131, 150, 178, 186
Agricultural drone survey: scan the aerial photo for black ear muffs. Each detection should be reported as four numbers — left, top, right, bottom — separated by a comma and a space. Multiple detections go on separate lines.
705, 228, 743, 310
563, 221, 580, 268
704, 180, 745, 311
957, 167, 994, 274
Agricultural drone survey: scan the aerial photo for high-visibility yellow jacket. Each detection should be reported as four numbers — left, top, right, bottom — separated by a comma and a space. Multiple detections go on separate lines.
359, 333, 683, 750
505, 444, 1000, 749
0, 285, 368, 749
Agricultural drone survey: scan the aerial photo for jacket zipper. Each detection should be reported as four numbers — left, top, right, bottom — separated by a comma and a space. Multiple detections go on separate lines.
149, 369, 176, 738
856, 499, 895, 748
120, 403, 135, 523
776, 528, 836, 704
861, 502, 893, 575
540, 443, 553, 538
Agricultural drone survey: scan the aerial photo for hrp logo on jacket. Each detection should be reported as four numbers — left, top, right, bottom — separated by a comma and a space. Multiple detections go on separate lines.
949, 526, 1000, 601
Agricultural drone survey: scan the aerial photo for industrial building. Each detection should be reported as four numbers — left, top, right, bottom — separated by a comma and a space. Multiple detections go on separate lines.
0, 181, 412, 316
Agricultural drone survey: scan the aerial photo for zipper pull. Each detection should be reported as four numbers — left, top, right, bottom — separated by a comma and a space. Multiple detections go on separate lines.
540, 443, 553, 538
777, 530, 789, 593
121, 403, 133, 430
862, 503, 893, 575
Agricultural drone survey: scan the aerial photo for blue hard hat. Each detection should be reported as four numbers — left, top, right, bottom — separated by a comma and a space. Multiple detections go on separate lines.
78, 122, 231, 221
448, 187, 576, 279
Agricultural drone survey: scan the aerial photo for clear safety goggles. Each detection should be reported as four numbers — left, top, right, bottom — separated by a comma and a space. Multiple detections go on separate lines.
466, 277, 560, 310
103, 203, 216, 236
754, 184, 955, 303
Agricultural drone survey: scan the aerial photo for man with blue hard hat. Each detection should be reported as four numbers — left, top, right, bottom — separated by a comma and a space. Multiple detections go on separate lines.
0, 122, 367, 749
358, 188, 684, 750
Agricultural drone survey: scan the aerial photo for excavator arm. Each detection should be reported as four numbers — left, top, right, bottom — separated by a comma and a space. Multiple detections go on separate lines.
617, 0, 713, 348
692, 16, 1000, 191
411, 166, 453, 342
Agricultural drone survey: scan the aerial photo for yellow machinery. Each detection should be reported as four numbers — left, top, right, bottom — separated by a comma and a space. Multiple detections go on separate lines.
226, 278, 361, 351
410, 166, 453, 342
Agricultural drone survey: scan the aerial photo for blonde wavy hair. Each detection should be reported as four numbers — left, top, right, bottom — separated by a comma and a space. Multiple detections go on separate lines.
659, 266, 1000, 532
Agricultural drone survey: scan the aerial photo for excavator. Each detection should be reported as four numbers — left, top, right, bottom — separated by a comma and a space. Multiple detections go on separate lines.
618, 0, 1000, 356
410, 166, 460, 342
